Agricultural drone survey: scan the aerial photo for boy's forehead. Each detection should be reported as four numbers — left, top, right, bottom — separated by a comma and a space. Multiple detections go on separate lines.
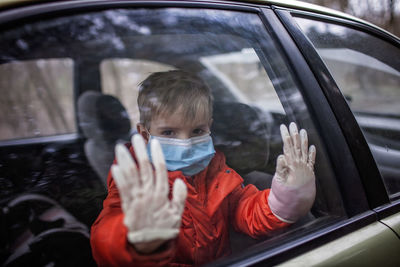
153, 106, 211, 127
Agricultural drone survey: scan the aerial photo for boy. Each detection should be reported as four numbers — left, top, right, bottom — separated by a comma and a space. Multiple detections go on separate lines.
90, 70, 316, 266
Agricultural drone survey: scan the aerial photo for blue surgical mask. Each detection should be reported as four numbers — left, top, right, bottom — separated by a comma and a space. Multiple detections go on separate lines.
147, 134, 215, 176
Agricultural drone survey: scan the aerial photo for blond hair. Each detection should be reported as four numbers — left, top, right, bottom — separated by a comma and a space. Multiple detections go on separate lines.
137, 70, 213, 129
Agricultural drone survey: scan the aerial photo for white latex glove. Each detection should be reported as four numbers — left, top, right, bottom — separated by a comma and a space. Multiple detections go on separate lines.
111, 134, 187, 247
268, 122, 316, 223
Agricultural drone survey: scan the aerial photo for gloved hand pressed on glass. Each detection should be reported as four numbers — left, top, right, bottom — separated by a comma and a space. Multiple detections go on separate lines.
111, 134, 187, 253
268, 122, 316, 223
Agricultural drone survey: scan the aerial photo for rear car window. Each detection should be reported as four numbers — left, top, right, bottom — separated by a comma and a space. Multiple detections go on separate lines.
0, 59, 75, 141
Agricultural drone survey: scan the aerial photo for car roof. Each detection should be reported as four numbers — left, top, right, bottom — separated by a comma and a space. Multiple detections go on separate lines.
0, 0, 397, 39
0, 0, 357, 19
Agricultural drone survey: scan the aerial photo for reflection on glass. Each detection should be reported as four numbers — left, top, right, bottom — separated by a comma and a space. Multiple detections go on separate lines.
200, 48, 285, 114
296, 17, 400, 196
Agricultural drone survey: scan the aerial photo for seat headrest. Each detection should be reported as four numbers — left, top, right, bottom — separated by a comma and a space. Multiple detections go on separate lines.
211, 101, 270, 175
77, 91, 131, 141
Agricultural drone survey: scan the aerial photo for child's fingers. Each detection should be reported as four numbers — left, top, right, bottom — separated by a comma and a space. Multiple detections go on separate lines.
308, 145, 316, 169
275, 154, 288, 183
111, 165, 131, 211
133, 134, 154, 191
300, 129, 309, 163
151, 138, 169, 198
289, 122, 301, 159
115, 143, 138, 189
111, 162, 126, 190
171, 178, 187, 215
280, 124, 294, 162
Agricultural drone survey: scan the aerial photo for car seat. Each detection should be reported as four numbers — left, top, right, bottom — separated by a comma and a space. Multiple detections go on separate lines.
77, 91, 131, 186
212, 101, 284, 189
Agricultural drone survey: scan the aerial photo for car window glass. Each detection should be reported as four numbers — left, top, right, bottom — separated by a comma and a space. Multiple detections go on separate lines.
295, 17, 400, 197
0, 59, 75, 141
0, 7, 346, 266
93, 8, 346, 258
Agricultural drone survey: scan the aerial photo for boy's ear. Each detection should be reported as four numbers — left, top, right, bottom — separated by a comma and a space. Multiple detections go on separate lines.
136, 123, 150, 143
208, 118, 213, 128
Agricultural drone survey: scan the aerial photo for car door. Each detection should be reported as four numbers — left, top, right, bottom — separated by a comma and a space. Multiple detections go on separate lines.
0, 1, 399, 266
266, 3, 400, 266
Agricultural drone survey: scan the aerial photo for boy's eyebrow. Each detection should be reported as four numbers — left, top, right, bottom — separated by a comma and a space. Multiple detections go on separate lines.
156, 126, 179, 130
155, 124, 209, 130
194, 124, 208, 129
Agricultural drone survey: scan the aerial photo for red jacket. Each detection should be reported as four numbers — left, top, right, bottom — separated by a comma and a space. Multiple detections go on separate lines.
90, 147, 288, 267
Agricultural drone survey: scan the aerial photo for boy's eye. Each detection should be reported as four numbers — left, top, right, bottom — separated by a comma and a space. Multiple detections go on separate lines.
161, 130, 174, 136
193, 129, 205, 135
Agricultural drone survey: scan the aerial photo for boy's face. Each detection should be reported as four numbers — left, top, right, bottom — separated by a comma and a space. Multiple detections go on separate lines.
137, 106, 212, 143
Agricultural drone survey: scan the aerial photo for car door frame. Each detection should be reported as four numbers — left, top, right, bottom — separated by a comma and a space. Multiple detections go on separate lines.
209, 4, 395, 266
273, 5, 400, 217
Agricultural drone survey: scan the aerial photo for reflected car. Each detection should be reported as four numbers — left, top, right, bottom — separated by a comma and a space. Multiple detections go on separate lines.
0, 0, 399, 266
